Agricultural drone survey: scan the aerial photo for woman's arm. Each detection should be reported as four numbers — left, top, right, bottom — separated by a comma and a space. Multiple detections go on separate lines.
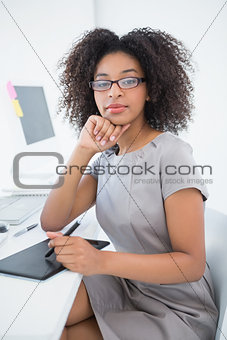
40, 144, 96, 231
98, 188, 206, 284
40, 115, 131, 232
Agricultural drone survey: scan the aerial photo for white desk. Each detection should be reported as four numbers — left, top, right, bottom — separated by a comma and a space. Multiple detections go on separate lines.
0, 205, 108, 340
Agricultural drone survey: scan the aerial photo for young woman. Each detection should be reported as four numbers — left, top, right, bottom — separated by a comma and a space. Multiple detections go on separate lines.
41, 27, 219, 340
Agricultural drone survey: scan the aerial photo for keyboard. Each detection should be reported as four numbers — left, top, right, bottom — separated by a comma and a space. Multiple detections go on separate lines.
0, 196, 47, 225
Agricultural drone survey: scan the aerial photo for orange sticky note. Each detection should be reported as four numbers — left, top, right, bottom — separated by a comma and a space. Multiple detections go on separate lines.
12, 99, 23, 117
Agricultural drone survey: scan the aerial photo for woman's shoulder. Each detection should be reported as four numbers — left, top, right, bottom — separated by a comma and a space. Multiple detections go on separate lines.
153, 131, 192, 148
97, 131, 193, 160
151, 131, 193, 157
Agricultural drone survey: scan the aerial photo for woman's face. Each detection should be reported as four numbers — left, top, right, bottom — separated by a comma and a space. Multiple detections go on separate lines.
93, 51, 149, 126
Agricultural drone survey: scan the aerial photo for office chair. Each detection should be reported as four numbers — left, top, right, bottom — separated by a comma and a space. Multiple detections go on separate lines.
205, 208, 227, 340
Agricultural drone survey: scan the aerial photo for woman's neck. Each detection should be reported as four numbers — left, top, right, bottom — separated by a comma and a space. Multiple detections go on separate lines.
116, 121, 161, 156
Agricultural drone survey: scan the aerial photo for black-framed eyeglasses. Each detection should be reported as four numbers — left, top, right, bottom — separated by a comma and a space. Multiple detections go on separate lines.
89, 77, 146, 91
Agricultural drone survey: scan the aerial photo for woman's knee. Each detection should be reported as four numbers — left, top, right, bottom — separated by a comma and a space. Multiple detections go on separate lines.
60, 327, 67, 340
65, 280, 94, 327
67, 316, 103, 340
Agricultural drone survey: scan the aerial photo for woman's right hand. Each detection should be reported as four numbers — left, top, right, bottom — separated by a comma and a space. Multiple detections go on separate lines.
78, 114, 131, 154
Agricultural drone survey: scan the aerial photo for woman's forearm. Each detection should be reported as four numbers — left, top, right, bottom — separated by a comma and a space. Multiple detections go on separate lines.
40, 143, 95, 231
99, 251, 205, 284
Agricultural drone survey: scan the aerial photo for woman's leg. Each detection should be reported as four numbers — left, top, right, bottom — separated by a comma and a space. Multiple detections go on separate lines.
59, 280, 102, 339
66, 316, 103, 340
60, 327, 67, 340
66, 280, 94, 326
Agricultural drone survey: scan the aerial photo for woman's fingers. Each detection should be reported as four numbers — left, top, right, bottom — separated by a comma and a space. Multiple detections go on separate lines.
94, 119, 111, 141
98, 125, 115, 145
54, 246, 74, 256
95, 122, 131, 145
109, 125, 123, 141
100, 123, 131, 145
46, 232, 63, 247
80, 115, 132, 153
92, 116, 105, 136
46, 231, 63, 238
111, 124, 131, 142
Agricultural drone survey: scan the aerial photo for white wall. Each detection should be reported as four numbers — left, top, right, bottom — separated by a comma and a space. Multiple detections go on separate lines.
94, 0, 227, 215
1, 0, 226, 214
0, 0, 95, 182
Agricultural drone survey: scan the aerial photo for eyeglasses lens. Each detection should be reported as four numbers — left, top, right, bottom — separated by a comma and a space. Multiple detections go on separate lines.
92, 77, 139, 91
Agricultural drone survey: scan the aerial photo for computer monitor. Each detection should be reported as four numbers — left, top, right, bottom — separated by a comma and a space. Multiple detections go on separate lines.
13, 86, 55, 145
2, 83, 60, 191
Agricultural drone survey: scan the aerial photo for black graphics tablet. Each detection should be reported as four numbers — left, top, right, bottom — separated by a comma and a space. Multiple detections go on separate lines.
0, 238, 110, 281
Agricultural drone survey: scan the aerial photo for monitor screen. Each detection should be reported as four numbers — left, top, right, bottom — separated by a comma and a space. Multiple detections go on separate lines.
1, 84, 59, 192
14, 86, 55, 145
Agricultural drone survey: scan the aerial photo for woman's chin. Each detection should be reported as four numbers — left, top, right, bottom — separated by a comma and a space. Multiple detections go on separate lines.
103, 112, 130, 125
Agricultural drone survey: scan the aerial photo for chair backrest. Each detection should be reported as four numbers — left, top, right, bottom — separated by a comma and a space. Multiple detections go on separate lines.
205, 207, 227, 340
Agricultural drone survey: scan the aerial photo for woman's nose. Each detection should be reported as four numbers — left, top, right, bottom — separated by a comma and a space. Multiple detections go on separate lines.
108, 83, 123, 97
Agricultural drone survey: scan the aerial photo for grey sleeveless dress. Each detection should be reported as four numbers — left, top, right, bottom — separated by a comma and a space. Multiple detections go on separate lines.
82, 131, 219, 340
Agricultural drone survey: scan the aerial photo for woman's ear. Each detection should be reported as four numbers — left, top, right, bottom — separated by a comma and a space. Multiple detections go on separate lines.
146, 96, 151, 102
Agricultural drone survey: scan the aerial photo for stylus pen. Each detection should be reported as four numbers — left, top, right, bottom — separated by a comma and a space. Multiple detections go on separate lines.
13, 223, 38, 237
44, 220, 80, 258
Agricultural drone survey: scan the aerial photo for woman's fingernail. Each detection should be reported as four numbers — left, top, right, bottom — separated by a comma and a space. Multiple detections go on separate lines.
94, 130, 98, 135
101, 140, 106, 146
110, 136, 115, 141
96, 136, 101, 141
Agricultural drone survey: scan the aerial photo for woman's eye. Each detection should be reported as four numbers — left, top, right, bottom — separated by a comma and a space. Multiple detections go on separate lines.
98, 82, 109, 87
122, 78, 136, 85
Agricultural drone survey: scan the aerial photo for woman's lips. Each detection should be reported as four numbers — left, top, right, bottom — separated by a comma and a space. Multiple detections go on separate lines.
106, 106, 127, 113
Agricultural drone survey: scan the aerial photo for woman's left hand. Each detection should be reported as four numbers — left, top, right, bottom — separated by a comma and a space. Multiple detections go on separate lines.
46, 231, 103, 276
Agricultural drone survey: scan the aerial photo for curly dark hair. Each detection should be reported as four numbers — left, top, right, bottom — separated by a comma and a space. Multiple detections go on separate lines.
57, 27, 195, 136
